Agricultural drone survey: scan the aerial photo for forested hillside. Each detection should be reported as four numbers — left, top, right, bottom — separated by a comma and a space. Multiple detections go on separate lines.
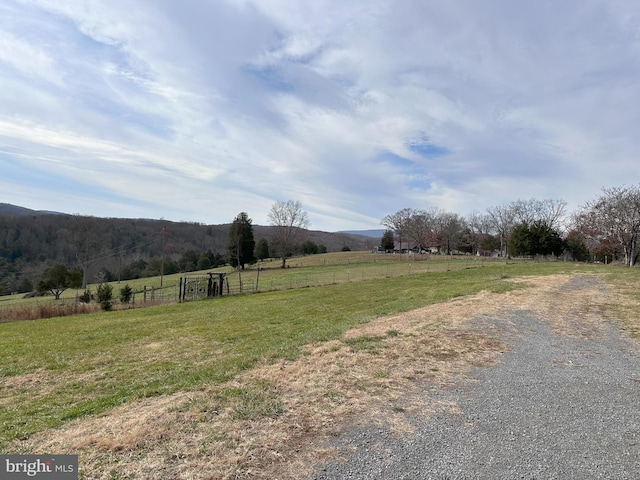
0, 207, 373, 295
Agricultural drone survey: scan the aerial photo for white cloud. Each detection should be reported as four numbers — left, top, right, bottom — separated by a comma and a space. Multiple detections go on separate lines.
0, 0, 638, 230
0, 32, 63, 85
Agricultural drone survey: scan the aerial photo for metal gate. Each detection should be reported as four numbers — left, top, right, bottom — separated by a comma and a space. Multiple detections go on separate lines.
179, 273, 228, 302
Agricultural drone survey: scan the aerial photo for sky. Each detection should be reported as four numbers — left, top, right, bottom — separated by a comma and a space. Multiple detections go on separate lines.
1, 0, 639, 232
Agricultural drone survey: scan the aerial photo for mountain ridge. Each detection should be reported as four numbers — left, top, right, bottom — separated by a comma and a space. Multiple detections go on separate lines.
0, 203, 377, 295
0, 203, 63, 216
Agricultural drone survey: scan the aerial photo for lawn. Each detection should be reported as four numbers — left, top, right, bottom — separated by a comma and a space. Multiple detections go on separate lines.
0, 258, 625, 453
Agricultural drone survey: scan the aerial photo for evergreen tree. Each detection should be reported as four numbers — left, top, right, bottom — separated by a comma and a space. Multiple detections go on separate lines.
481, 234, 501, 253
178, 250, 200, 271
380, 230, 395, 251
529, 221, 565, 256
80, 289, 92, 303
96, 283, 113, 311
196, 254, 212, 270
302, 240, 319, 254
119, 284, 133, 304
509, 223, 532, 257
509, 221, 565, 257
255, 238, 270, 260
227, 212, 256, 269
565, 230, 590, 261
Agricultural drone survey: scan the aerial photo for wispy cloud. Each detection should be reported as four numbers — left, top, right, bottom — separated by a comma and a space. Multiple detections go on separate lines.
1, 0, 638, 230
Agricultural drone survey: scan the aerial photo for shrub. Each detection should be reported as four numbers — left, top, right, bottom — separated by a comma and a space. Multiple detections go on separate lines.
96, 284, 113, 311
119, 284, 133, 304
79, 289, 92, 303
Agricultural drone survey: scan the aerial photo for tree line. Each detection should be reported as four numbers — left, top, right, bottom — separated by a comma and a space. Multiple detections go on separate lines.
4, 185, 638, 298
0, 200, 339, 296
380, 185, 640, 267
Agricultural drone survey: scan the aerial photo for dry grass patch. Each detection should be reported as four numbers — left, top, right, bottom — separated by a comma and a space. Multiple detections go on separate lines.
601, 272, 640, 339
12, 273, 623, 479
0, 301, 101, 323
505, 274, 616, 338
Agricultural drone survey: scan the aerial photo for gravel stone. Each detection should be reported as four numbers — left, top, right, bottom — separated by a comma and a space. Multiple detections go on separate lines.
313, 288, 640, 479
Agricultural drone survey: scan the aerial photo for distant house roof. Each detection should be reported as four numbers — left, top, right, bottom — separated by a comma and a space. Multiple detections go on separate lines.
393, 241, 411, 251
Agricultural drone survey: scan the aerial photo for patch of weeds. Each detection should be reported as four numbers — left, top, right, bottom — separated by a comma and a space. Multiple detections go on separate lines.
343, 335, 386, 354
200, 433, 234, 453
386, 329, 401, 337
356, 378, 391, 392
314, 344, 342, 355
210, 431, 230, 443
355, 382, 371, 392
323, 389, 343, 401
373, 370, 389, 378
170, 396, 199, 413
106, 470, 135, 480
217, 381, 284, 421
429, 347, 459, 360
173, 396, 220, 420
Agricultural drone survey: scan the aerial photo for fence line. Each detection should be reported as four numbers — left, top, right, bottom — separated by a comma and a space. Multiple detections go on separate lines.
1, 257, 508, 316
180, 256, 502, 301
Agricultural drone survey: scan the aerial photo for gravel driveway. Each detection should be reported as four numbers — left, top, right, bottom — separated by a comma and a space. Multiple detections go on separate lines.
313, 278, 640, 479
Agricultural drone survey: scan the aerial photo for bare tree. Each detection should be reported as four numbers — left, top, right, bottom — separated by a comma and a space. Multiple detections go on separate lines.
382, 208, 439, 252
268, 200, 310, 268
381, 208, 413, 249
466, 211, 493, 255
512, 198, 567, 231
575, 185, 640, 267
436, 212, 466, 255
486, 203, 517, 258
537, 199, 568, 231
404, 209, 434, 252
382, 208, 467, 253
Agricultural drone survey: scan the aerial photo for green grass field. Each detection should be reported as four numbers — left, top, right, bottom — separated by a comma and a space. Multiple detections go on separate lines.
1, 253, 515, 309
0, 255, 635, 452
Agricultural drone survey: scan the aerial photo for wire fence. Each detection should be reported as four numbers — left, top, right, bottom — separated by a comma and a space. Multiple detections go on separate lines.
0, 284, 182, 322
179, 255, 506, 301
1, 255, 510, 318
130, 284, 180, 304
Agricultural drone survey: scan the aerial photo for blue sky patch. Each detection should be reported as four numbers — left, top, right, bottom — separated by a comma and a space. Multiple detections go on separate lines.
244, 65, 294, 93
407, 175, 433, 190
376, 151, 415, 169
407, 141, 449, 158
